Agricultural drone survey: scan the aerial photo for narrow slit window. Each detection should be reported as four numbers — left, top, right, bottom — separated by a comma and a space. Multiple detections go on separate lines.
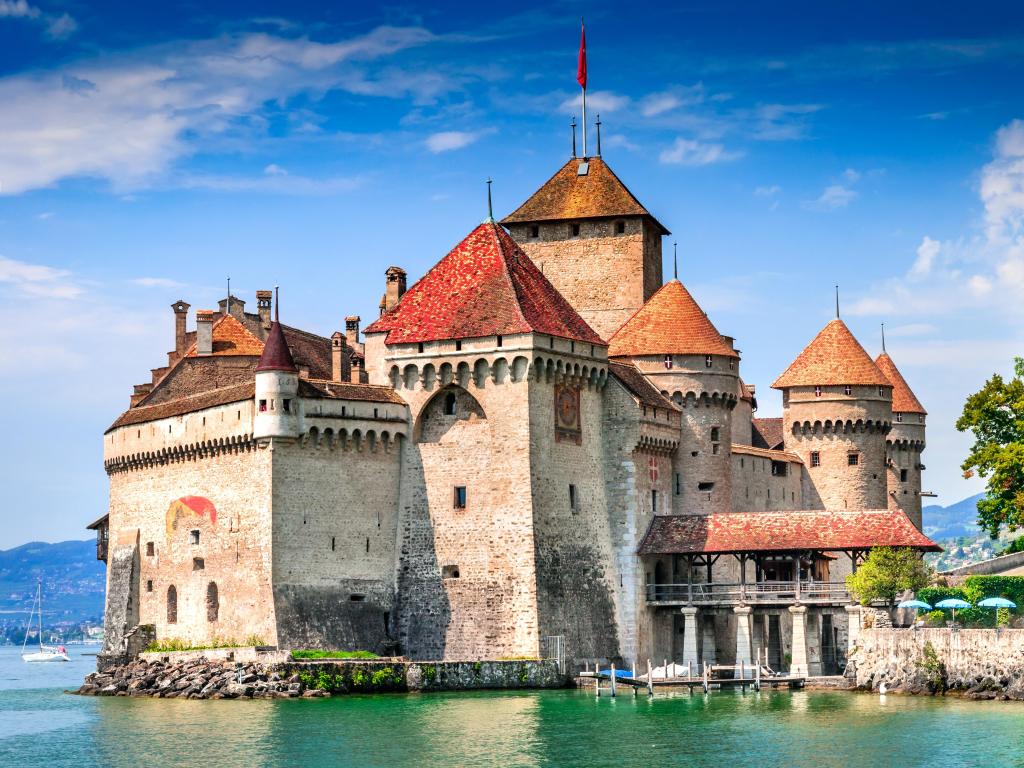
651, 489, 658, 513
569, 484, 578, 512
454, 486, 467, 509
146, 541, 155, 556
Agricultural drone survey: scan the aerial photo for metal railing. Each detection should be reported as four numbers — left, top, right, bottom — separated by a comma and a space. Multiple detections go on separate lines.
646, 580, 851, 604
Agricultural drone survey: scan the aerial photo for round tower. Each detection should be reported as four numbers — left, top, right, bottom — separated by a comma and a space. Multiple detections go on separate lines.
773, 319, 891, 511
609, 280, 739, 514
253, 291, 302, 441
875, 349, 927, 529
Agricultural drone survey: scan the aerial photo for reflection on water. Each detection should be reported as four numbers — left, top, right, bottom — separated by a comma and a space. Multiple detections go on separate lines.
1, 645, 1023, 768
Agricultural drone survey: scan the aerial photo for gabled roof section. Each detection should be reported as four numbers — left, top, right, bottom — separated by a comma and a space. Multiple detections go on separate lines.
500, 157, 670, 234
638, 509, 940, 555
875, 352, 927, 415
608, 280, 738, 358
364, 221, 604, 346
751, 417, 784, 450
108, 382, 255, 432
772, 319, 890, 389
187, 313, 264, 357
608, 361, 681, 411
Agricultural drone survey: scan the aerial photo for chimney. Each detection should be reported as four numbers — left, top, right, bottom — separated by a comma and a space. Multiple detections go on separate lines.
196, 310, 215, 356
350, 356, 363, 384
345, 316, 361, 348
331, 332, 350, 383
172, 300, 190, 355
384, 266, 407, 312
218, 296, 246, 321
256, 290, 273, 331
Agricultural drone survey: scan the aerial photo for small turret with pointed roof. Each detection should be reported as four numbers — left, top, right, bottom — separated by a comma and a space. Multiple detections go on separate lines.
254, 288, 302, 441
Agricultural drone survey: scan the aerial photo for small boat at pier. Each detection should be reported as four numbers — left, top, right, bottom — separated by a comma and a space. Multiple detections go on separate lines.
21, 580, 70, 663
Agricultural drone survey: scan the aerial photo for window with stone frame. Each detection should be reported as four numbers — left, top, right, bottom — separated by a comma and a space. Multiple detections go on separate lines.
569, 484, 578, 513
259, 399, 267, 412
848, 452, 860, 466
900, 468, 909, 482
443, 392, 457, 416
167, 586, 177, 624
454, 486, 467, 509
810, 451, 821, 467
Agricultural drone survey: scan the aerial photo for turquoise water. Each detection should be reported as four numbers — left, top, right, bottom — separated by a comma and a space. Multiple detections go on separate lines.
1, 647, 1022, 767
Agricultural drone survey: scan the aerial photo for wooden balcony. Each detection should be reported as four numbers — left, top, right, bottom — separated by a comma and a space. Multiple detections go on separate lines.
646, 580, 851, 606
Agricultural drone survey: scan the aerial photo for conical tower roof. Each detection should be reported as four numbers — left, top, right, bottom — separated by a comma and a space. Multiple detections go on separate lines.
608, 280, 737, 358
364, 221, 604, 346
500, 157, 670, 234
256, 297, 297, 373
772, 319, 889, 389
875, 352, 927, 414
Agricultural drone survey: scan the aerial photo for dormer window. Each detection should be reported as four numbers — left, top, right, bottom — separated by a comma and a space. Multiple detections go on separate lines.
529, 225, 539, 238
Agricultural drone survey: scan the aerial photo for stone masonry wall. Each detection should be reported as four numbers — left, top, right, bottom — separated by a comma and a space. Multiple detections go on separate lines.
730, 450, 803, 512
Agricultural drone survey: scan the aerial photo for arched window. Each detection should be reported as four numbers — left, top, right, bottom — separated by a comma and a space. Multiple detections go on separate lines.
206, 582, 219, 622
443, 392, 457, 416
167, 585, 177, 624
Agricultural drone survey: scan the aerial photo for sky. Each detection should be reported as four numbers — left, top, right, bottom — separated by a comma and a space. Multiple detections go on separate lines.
1, 0, 1023, 547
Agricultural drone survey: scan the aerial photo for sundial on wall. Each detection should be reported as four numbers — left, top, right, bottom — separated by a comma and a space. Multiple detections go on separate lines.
554, 384, 582, 445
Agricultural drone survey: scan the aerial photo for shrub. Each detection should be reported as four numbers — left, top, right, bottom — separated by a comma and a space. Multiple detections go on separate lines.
915, 641, 947, 692
923, 610, 947, 627
290, 649, 379, 660
846, 547, 933, 607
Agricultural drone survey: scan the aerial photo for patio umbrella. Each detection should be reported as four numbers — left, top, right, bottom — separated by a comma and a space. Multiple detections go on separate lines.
897, 599, 932, 610
935, 598, 971, 623
978, 596, 1016, 626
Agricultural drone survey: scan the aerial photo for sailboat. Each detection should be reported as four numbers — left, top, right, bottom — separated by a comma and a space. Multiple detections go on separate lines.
22, 580, 70, 663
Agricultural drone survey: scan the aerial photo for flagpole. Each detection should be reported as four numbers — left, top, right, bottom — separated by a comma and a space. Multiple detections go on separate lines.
582, 87, 588, 157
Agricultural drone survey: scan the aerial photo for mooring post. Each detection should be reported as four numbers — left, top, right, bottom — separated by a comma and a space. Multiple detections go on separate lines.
687, 661, 692, 679
595, 674, 600, 697
610, 663, 617, 697
663, 658, 668, 680
703, 663, 709, 694
755, 661, 761, 691
646, 659, 654, 696
740, 660, 745, 683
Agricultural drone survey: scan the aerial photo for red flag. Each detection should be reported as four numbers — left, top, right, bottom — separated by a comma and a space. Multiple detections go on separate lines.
577, 21, 587, 89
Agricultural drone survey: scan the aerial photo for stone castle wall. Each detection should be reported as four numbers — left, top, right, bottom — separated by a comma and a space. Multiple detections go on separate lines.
730, 449, 804, 512
508, 217, 661, 340
887, 418, 926, 529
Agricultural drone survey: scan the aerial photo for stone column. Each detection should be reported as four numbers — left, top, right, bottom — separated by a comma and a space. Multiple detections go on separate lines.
734, 605, 753, 676
681, 606, 699, 669
845, 604, 862, 655
789, 604, 809, 677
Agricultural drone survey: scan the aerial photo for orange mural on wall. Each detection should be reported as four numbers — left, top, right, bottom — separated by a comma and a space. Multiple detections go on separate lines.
165, 496, 218, 537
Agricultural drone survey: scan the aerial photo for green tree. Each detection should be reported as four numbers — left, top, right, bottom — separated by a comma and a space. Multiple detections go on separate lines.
956, 357, 1024, 537
846, 547, 933, 608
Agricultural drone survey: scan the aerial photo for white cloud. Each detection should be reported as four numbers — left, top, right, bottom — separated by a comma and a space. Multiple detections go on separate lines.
659, 138, 742, 166
0, 0, 39, 19
559, 90, 630, 114
45, 11, 74, 39
910, 236, 941, 277
131, 277, 184, 288
175, 172, 362, 194
808, 184, 857, 210
754, 185, 781, 197
36, 211, 55, 220
425, 130, 481, 153
263, 163, 288, 176
0, 0, 75, 40
0, 25, 440, 195
641, 93, 681, 117
0, 255, 81, 299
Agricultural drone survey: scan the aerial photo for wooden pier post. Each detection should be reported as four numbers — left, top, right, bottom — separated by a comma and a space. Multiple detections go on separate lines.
595, 674, 600, 697
646, 659, 654, 697
703, 663, 709, 694
610, 663, 617, 697
663, 658, 668, 680
755, 662, 761, 692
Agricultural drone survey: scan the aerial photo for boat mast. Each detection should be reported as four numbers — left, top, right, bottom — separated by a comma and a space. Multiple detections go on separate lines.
37, 580, 43, 651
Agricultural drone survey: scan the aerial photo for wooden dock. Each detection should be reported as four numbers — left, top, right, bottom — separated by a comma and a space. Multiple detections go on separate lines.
578, 660, 806, 697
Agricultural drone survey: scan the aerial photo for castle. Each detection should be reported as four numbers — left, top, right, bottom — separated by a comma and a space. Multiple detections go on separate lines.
92, 150, 938, 676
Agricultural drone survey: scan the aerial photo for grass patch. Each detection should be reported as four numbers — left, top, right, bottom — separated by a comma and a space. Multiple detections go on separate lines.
145, 636, 262, 653
290, 649, 380, 660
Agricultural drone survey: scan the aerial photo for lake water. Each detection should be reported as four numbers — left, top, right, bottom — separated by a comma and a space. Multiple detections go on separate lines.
1, 646, 1022, 767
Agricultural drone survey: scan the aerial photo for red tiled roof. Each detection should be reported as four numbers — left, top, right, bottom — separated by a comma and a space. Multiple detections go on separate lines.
186, 314, 264, 357
772, 319, 890, 388
875, 352, 927, 415
751, 417, 785, 450
501, 157, 669, 234
608, 280, 737, 358
364, 221, 604, 346
608, 361, 681, 411
256, 321, 297, 372
638, 509, 940, 555
739, 379, 755, 403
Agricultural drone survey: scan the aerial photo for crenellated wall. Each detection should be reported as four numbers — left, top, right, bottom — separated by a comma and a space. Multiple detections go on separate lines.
886, 415, 926, 529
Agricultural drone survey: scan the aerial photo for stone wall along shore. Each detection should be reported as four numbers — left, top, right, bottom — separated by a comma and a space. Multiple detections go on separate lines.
73, 654, 567, 699
851, 627, 1024, 700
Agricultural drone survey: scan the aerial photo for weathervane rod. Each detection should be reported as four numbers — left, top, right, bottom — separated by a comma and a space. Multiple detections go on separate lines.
578, 17, 587, 157
881, 322, 886, 353
835, 285, 840, 318
673, 243, 678, 280
596, 114, 602, 157
226, 276, 230, 315
274, 285, 279, 323
486, 177, 493, 221
571, 116, 577, 158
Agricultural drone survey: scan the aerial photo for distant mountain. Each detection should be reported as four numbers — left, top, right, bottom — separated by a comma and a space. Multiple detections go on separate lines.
0, 540, 105, 629
923, 493, 986, 540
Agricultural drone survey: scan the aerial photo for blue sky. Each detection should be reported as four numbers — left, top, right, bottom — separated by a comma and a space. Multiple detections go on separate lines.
1, 0, 1023, 547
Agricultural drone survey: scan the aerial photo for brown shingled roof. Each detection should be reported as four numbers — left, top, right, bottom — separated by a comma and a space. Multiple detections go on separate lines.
186, 314, 264, 357
256, 320, 297, 372
501, 157, 669, 234
608, 280, 738, 358
608, 361, 681, 411
772, 319, 890, 389
107, 382, 255, 432
638, 509, 940, 555
875, 352, 927, 415
751, 417, 785, 450
365, 221, 604, 346
300, 379, 406, 405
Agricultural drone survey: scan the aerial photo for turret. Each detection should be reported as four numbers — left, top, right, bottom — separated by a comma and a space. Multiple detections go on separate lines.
773, 319, 891, 511
875, 349, 927, 529
609, 280, 739, 514
253, 291, 302, 441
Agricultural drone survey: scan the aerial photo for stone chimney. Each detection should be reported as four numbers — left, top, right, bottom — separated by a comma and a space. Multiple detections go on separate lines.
331, 332, 350, 383
385, 266, 407, 312
256, 290, 273, 331
172, 300, 190, 355
218, 296, 246, 321
345, 316, 361, 348
196, 310, 215, 356
350, 356, 363, 384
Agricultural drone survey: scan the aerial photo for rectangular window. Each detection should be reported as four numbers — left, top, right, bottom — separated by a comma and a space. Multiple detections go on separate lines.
189, 530, 200, 545
615, 220, 625, 234
900, 468, 909, 482
454, 486, 467, 509
259, 399, 267, 412
569, 484, 578, 512
698, 482, 715, 492
455, 340, 462, 351
814, 386, 822, 397
710, 427, 720, 442
529, 225, 539, 238
341, 406, 347, 416
442, 565, 460, 579
651, 489, 658, 513
373, 408, 379, 418
896, 413, 903, 423
192, 557, 204, 571
675, 473, 681, 495
146, 580, 153, 592
848, 453, 860, 466
705, 355, 713, 368
879, 386, 885, 396
844, 385, 852, 396
496, 335, 503, 347
146, 541, 155, 556
771, 461, 788, 477
570, 222, 581, 237
810, 451, 821, 467
712, 443, 720, 455
418, 342, 425, 353
282, 399, 291, 413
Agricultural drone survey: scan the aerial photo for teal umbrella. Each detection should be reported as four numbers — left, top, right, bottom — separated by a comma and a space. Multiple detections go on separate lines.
979, 597, 1016, 626
935, 598, 971, 623
898, 599, 932, 610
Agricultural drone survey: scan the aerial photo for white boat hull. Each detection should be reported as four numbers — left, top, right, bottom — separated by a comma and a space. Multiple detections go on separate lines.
22, 651, 70, 663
